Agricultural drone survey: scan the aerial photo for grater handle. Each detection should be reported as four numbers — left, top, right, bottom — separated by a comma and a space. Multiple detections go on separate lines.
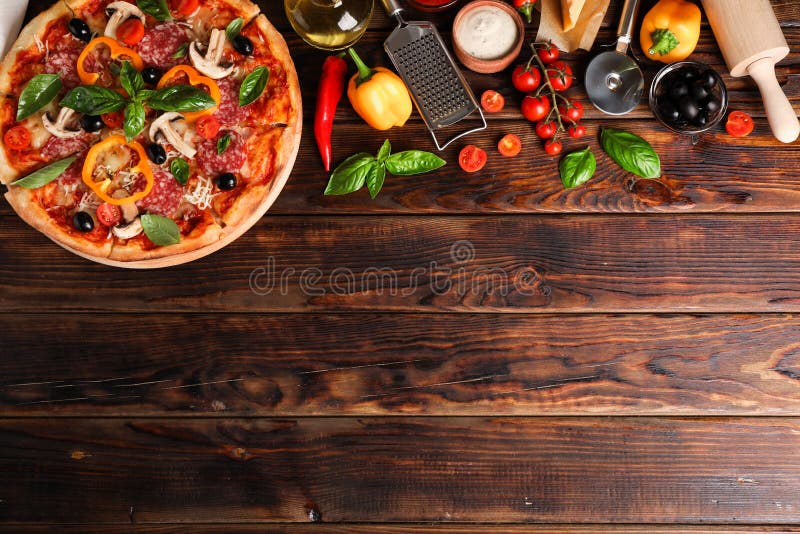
380, 0, 403, 18
430, 109, 488, 151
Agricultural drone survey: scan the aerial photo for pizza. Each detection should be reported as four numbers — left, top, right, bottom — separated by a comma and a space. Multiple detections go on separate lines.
0, 0, 301, 266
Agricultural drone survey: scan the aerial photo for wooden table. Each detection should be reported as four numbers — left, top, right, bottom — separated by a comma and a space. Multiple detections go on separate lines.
2, 0, 800, 531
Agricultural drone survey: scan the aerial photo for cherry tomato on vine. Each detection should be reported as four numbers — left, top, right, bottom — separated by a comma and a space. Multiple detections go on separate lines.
3, 125, 31, 150
558, 99, 584, 123
546, 61, 574, 91
568, 124, 586, 139
459, 145, 487, 173
544, 139, 563, 156
511, 65, 541, 93
497, 134, 522, 157
535, 121, 557, 139
725, 111, 754, 137
535, 42, 560, 64
481, 90, 505, 113
521, 95, 551, 123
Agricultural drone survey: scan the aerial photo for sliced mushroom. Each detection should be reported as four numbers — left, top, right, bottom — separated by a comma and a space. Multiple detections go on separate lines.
189, 29, 234, 79
112, 217, 143, 239
104, 2, 146, 39
150, 112, 196, 159
42, 108, 83, 139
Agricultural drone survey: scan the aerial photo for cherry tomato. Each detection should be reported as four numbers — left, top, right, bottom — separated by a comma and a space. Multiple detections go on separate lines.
3, 125, 31, 150
196, 115, 221, 139
511, 65, 541, 93
497, 133, 522, 157
546, 61, 574, 92
544, 139, 562, 156
116, 18, 145, 45
96, 202, 122, 227
558, 99, 584, 123
535, 42, 560, 65
101, 111, 124, 129
481, 90, 505, 113
535, 121, 557, 139
725, 111, 754, 137
521, 95, 551, 123
568, 124, 586, 139
171, 0, 200, 15
458, 144, 487, 173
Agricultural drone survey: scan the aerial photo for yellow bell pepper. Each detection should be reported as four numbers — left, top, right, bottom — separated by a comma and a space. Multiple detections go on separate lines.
640, 0, 702, 63
346, 48, 412, 131
157, 65, 221, 123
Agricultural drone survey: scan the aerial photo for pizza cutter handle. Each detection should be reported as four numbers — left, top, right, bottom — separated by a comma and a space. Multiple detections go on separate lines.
615, 0, 641, 54
747, 57, 800, 143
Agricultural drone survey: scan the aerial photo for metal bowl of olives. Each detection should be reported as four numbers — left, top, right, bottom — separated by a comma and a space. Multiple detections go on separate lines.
649, 61, 728, 136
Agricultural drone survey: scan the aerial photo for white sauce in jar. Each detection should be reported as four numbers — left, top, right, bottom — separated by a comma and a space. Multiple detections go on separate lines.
455, 6, 518, 61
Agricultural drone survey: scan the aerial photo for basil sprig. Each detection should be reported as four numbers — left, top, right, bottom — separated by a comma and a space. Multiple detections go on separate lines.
124, 102, 146, 142
17, 74, 62, 121
559, 147, 596, 189
325, 140, 446, 198
11, 156, 76, 189
170, 158, 189, 185
217, 132, 231, 154
226, 17, 243, 40
136, 0, 171, 21
239, 66, 269, 107
120, 61, 144, 99
60, 86, 126, 115
141, 214, 180, 246
600, 127, 661, 179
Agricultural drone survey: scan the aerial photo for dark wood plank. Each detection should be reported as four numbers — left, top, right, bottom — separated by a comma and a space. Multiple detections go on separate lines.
4, 313, 800, 416
4, 526, 800, 533
4, 215, 800, 313
2, 417, 800, 523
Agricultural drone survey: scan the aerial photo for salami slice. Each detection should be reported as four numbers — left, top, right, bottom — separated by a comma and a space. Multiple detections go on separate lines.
44, 48, 81, 89
56, 156, 85, 186
136, 169, 183, 217
41, 134, 92, 160
213, 77, 247, 127
196, 130, 246, 176
136, 23, 188, 69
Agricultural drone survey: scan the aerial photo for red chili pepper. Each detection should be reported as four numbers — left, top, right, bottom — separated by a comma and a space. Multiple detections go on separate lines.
512, 0, 536, 23
315, 54, 348, 172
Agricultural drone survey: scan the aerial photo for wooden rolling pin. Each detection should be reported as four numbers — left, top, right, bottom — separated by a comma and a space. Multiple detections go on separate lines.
701, 0, 799, 143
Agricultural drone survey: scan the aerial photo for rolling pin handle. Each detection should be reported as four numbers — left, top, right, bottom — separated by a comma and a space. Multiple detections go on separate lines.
747, 57, 800, 143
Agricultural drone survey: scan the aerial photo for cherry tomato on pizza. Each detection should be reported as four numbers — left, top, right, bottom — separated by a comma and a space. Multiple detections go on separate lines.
196, 115, 221, 139
511, 65, 541, 93
3, 125, 31, 150
458, 145, 487, 173
521, 95, 551, 123
725, 111, 754, 137
116, 18, 145, 46
102, 111, 124, 129
497, 134, 522, 157
171, 0, 200, 16
96, 202, 122, 227
546, 61, 574, 91
480, 90, 505, 113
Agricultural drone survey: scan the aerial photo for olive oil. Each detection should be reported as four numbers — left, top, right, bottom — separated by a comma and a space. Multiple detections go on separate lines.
284, 0, 373, 51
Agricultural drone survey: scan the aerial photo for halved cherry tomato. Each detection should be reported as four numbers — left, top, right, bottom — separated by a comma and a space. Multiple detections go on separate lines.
96, 202, 122, 227
498, 134, 522, 157
725, 111, 754, 137
117, 18, 145, 46
102, 111, 124, 129
481, 90, 505, 113
511, 65, 541, 93
544, 139, 562, 156
558, 99, 584, 123
568, 124, 586, 138
3, 125, 31, 150
521, 95, 551, 123
536, 42, 560, 65
535, 121, 557, 139
171, 0, 200, 15
195, 115, 221, 139
546, 61, 574, 92
459, 145, 487, 173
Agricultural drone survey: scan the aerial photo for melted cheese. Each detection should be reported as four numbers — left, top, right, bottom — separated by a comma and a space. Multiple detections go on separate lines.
184, 175, 215, 210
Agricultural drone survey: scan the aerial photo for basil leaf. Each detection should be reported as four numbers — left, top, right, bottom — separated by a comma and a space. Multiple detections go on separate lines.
140, 214, 180, 246
170, 158, 189, 185
600, 127, 661, 179
137, 89, 155, 100
61, 85, 127, 115
136, 0, 171, 21
217, 132, 231, 154
559, 147, 596, 189
226, 17, 243, 40
385, 150, 446, 176
239, 66, 269, 107
366, 162, 386, 199
146, 85, 216, 112
120, 61, 143, 99
324, 153, 375, 195
11, 156, 76, 189
123, 101, 145, 142
376, 139, 391, 164
17, 74, 62, 121
171, 42, 189, 59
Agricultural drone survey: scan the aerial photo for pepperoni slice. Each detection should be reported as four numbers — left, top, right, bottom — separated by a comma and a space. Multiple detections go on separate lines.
196, 130, 246, 176
56, 156, 85, 186
136, 23, 188, 69
44, 48, 81, 89
136, 169, 183, 217
213, 77, 247, 127
41, 133, 92, 160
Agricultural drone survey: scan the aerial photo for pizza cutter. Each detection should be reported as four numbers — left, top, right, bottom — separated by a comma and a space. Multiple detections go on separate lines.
585, 0, 644, 115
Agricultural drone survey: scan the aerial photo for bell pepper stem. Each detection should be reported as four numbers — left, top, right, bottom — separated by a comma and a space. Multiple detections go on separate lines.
347, 48, 376, 86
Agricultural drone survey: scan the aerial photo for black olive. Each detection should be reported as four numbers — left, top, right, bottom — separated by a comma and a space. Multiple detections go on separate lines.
659, 100, 681, 122
690, 82, 709, 101
146, 143, 167, 165
80, 114, 104, 132
699, 69, 718, 89
141, 67, 162, 86
677, 96, 700, 120
216, 173, 237, 191
692, 110, 709, 128
681, 66, 700, 82
68, 18, 92, 42
233, 35, 254, 56
73, 211, 94, 232
669, 80, 689, 99
705, 97, 721, 114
